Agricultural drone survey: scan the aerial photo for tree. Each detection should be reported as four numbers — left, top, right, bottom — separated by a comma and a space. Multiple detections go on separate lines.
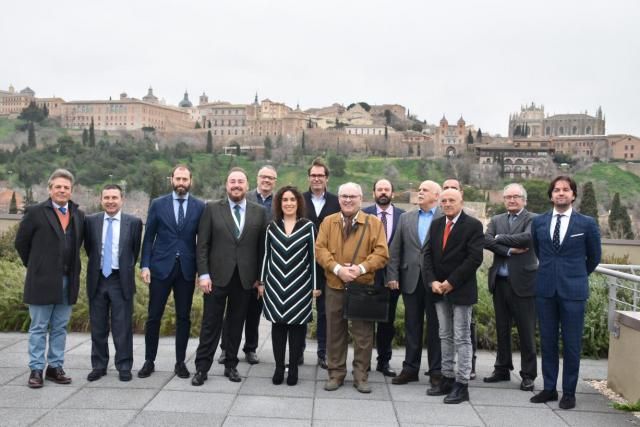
207, 120, 212, 129
466, 130, 474, 145
263, 136, 273, 159
9, 192, 18, 214
410, 122, 423, 132
82, 128, 89, 146
206, 130, 213, 153
195, 121, 201, 129
27, 122, 36, 148
384, 109, 392, 125
43, 104, 49, 118
476, 128, 483, 142
522, 180, 550, 214
328, 154, 346, 177
18, 102, 45, 123
301, 130, 306, 155
608, 192, 634, 239
579, 182, 598, 221
89, 118, 96, 147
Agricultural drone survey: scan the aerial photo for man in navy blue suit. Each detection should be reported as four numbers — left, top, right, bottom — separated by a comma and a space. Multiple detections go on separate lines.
138, 165, 205, 379
362, 179, 404, 377
530, 175, 601, 410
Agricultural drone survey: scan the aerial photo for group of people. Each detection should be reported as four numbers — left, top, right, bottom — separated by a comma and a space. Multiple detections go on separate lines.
15, 159, 601, 410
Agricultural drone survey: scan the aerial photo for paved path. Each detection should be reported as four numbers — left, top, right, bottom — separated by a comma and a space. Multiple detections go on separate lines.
0, 325, 637, 427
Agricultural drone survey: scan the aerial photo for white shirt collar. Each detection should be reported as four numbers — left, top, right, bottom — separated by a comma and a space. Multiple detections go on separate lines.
104, 210, 122, 221
552, 206, 572, 218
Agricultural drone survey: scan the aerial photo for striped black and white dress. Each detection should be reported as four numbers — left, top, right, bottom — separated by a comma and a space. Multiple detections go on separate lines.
260, 218, 317, 325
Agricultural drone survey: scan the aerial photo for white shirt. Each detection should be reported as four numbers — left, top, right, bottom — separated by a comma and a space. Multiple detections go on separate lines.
102, 211, 121, 270
445, 211, 462, 229
311, 192, 326, 217
550, 206, 572, 245
376, 204, 394, 243
228, 197, 247, 235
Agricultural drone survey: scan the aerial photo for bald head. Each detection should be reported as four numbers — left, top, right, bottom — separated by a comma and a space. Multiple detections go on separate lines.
417, 180, 441, 210
440, 188, 463, 220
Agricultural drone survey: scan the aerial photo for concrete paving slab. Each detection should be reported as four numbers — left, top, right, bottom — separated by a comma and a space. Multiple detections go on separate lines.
474, 405, 568, 427
144, 390, 234, 414
59, 387, 157, 410
313, 421, 398, 427
224, 416, 310, 427
164, 373, 242, 394
394, 401, 482, 426
239, 376, 315, 398
85, 370, 173, 389
315, 380, 391, 400
387, 383, 444, 403
0, 352, 28, 368
32, 408, 138, 426
7, 369, 89, 386
313, 398, 396, 423
543, 392, 619, 413
247, 362, 317, 381
130, 411, 225, 427
0, 385, 79, 408
467, 386, 540, 407
0, 408, 48, 426
229, 395, 313, 419
0, 367, 27, 385
557, 410, 639, 426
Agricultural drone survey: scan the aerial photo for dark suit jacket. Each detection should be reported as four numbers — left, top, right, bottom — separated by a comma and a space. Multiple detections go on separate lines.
85, 212, 143, 300
484, 209, 538, 297
197, 198, 268, 290
532, 210, 601, 300
246, 190, 273, 222
15, 199, 85, 305
303, 190, 340, 290
387, 207, 443, 294
422, 210, 484, 305
362, 204, 405, 288
140, 193, 205, 281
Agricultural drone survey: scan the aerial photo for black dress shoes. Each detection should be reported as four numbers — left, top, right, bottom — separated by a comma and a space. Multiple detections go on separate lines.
317, 356, 328, 370
376, 363, 397, 377
444, 382, 469, 404
174, 361, 190, 378
87, 369, 107, 382
137, 360, 155, 378
28, 370, 43, 388
483, 371, 510, 383
45, 366, 72, 384
429, 372, 443, 387
191, 371, 208, 386
286, 365, 298, 386
245, 351, 260, 365
520, 378, 535, 391
224, 367, 242, 382
530, 389, 558, 403
297, 354, 304, 366
119, 370, 132, 382
391, 370, 419, 385
559, 394, 576, 409
427, 376, 455, 396
218, 352, 227, 365
272, 366, 285, 385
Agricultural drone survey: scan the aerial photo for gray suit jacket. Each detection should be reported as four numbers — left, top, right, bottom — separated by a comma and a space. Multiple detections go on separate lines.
246, 190, 273, 222
197, 198, 268, 290
84, 212, 143, 300
484, 209, 538, 297
387, 207, 442, 294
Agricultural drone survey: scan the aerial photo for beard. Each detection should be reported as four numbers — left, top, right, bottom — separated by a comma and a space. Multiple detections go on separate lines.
173, 183, 191, 196
375, 195, 391, 206
227, 187, 246, 202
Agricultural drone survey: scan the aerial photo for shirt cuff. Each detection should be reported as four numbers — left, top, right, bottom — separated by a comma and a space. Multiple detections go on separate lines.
358, 264, 366, 274
507, 248, 512, 256
199, 274, 211, 281
142, 267, 150, 273
333, 264, 343, 275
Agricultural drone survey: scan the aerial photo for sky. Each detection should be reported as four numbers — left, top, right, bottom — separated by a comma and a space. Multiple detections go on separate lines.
2, 0, 639, 136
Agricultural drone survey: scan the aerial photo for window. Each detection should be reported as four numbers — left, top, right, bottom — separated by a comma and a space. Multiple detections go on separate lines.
572, 126, 577, 135
559, 127, 564, 135
586, 126, 591, 134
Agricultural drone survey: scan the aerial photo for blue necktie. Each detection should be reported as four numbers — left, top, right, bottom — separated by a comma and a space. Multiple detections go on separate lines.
552, 214, 563, 250
177, 199, 186, 229
58, 206, 67, 215
233, 204, 241, 237
102, 217, 114, 278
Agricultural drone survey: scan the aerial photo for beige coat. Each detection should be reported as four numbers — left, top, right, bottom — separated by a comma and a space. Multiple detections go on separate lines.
316, 211, 389, 290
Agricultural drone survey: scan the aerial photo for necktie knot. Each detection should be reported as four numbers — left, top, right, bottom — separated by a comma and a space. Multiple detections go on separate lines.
58, 206, 67, 215
177, 198, 186, 205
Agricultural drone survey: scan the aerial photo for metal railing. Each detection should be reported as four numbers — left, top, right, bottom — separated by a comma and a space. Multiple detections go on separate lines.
595, 264, 640, 333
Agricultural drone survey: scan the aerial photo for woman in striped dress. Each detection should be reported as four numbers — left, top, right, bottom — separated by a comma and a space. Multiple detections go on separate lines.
258, 186, 319, 386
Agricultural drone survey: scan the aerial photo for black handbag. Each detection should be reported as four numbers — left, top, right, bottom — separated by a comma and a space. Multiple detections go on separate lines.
343, 214, 390, 322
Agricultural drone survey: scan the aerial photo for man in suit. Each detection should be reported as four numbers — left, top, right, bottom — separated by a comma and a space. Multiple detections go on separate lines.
530, 176, 601, 410
219, 165, 277, 366
387, 180, 442, 386
316, 182, 389, 394
483, 183, 537, 391
192, 167, 268, 385
15, 168, 84, 388
85, 184, 143, 382
138, 165, 205, 379
423, 188, 483, 404
362, 179, 405, 377
302, 158, 341, 369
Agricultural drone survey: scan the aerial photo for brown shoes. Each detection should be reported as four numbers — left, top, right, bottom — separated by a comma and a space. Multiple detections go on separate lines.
28, 370, 43, 388
44, 366, 72, 384
391, 370, 419, 385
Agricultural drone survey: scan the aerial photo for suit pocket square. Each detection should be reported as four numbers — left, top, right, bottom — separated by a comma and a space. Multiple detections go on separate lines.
570, 233, 584, 238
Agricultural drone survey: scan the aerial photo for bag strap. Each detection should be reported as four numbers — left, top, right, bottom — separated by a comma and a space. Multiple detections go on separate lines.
349, 214, 370, 265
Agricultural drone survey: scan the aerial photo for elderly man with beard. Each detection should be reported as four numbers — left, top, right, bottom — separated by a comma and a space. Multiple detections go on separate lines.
362, 179, 404, 377
138, 165, 205, 380
191, 167, 268, 385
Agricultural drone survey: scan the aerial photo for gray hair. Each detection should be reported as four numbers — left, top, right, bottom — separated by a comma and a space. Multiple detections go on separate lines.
48, 168, 75, 188
503, 183, 527, 201
338, 182, 363, 197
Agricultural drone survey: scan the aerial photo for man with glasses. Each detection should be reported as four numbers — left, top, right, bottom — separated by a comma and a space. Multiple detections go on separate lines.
316, 182, 389, 393
483, 183, 538, 392
218, 165, 277, 366
302, 158, 340, 369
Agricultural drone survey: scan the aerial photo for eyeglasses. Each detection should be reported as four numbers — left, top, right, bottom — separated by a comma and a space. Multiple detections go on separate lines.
339, 194, 360, 200
259, 175, 277, 181
503, 195, 523, 200
309, 174, 326, 179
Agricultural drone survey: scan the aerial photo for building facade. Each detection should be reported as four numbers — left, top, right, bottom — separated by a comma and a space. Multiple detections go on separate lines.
508, 102, 605, 138
608, 134, 640, 161
475, 145, 555, 179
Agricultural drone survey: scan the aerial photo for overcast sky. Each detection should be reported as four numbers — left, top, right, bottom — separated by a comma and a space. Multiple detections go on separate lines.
2, 0, 639, 136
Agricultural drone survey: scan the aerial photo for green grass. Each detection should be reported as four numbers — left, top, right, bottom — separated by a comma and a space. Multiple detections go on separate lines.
0, 117, 24, 139
613, 400, 640, 412
575, 163, 640, 200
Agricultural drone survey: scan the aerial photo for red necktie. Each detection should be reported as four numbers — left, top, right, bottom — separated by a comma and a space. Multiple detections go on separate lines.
442, 220, 453, 249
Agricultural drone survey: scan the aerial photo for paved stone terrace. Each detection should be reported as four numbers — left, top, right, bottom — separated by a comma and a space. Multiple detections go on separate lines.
0, 324, 637, 427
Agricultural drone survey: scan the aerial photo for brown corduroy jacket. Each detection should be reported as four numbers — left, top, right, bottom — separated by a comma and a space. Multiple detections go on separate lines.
315, 211, 389, 290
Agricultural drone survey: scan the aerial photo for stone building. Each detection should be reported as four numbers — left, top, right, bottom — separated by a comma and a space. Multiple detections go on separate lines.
0, 85, 64, 117
433, 115, 471, 157
608, 134, 640, 161
508, 102, 605, 138
475, 144, 555, 179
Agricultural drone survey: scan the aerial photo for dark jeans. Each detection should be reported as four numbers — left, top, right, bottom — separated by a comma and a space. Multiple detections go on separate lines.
144, 260, 195, 363
272, 323, 306, 368
194, 269, 250, 373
